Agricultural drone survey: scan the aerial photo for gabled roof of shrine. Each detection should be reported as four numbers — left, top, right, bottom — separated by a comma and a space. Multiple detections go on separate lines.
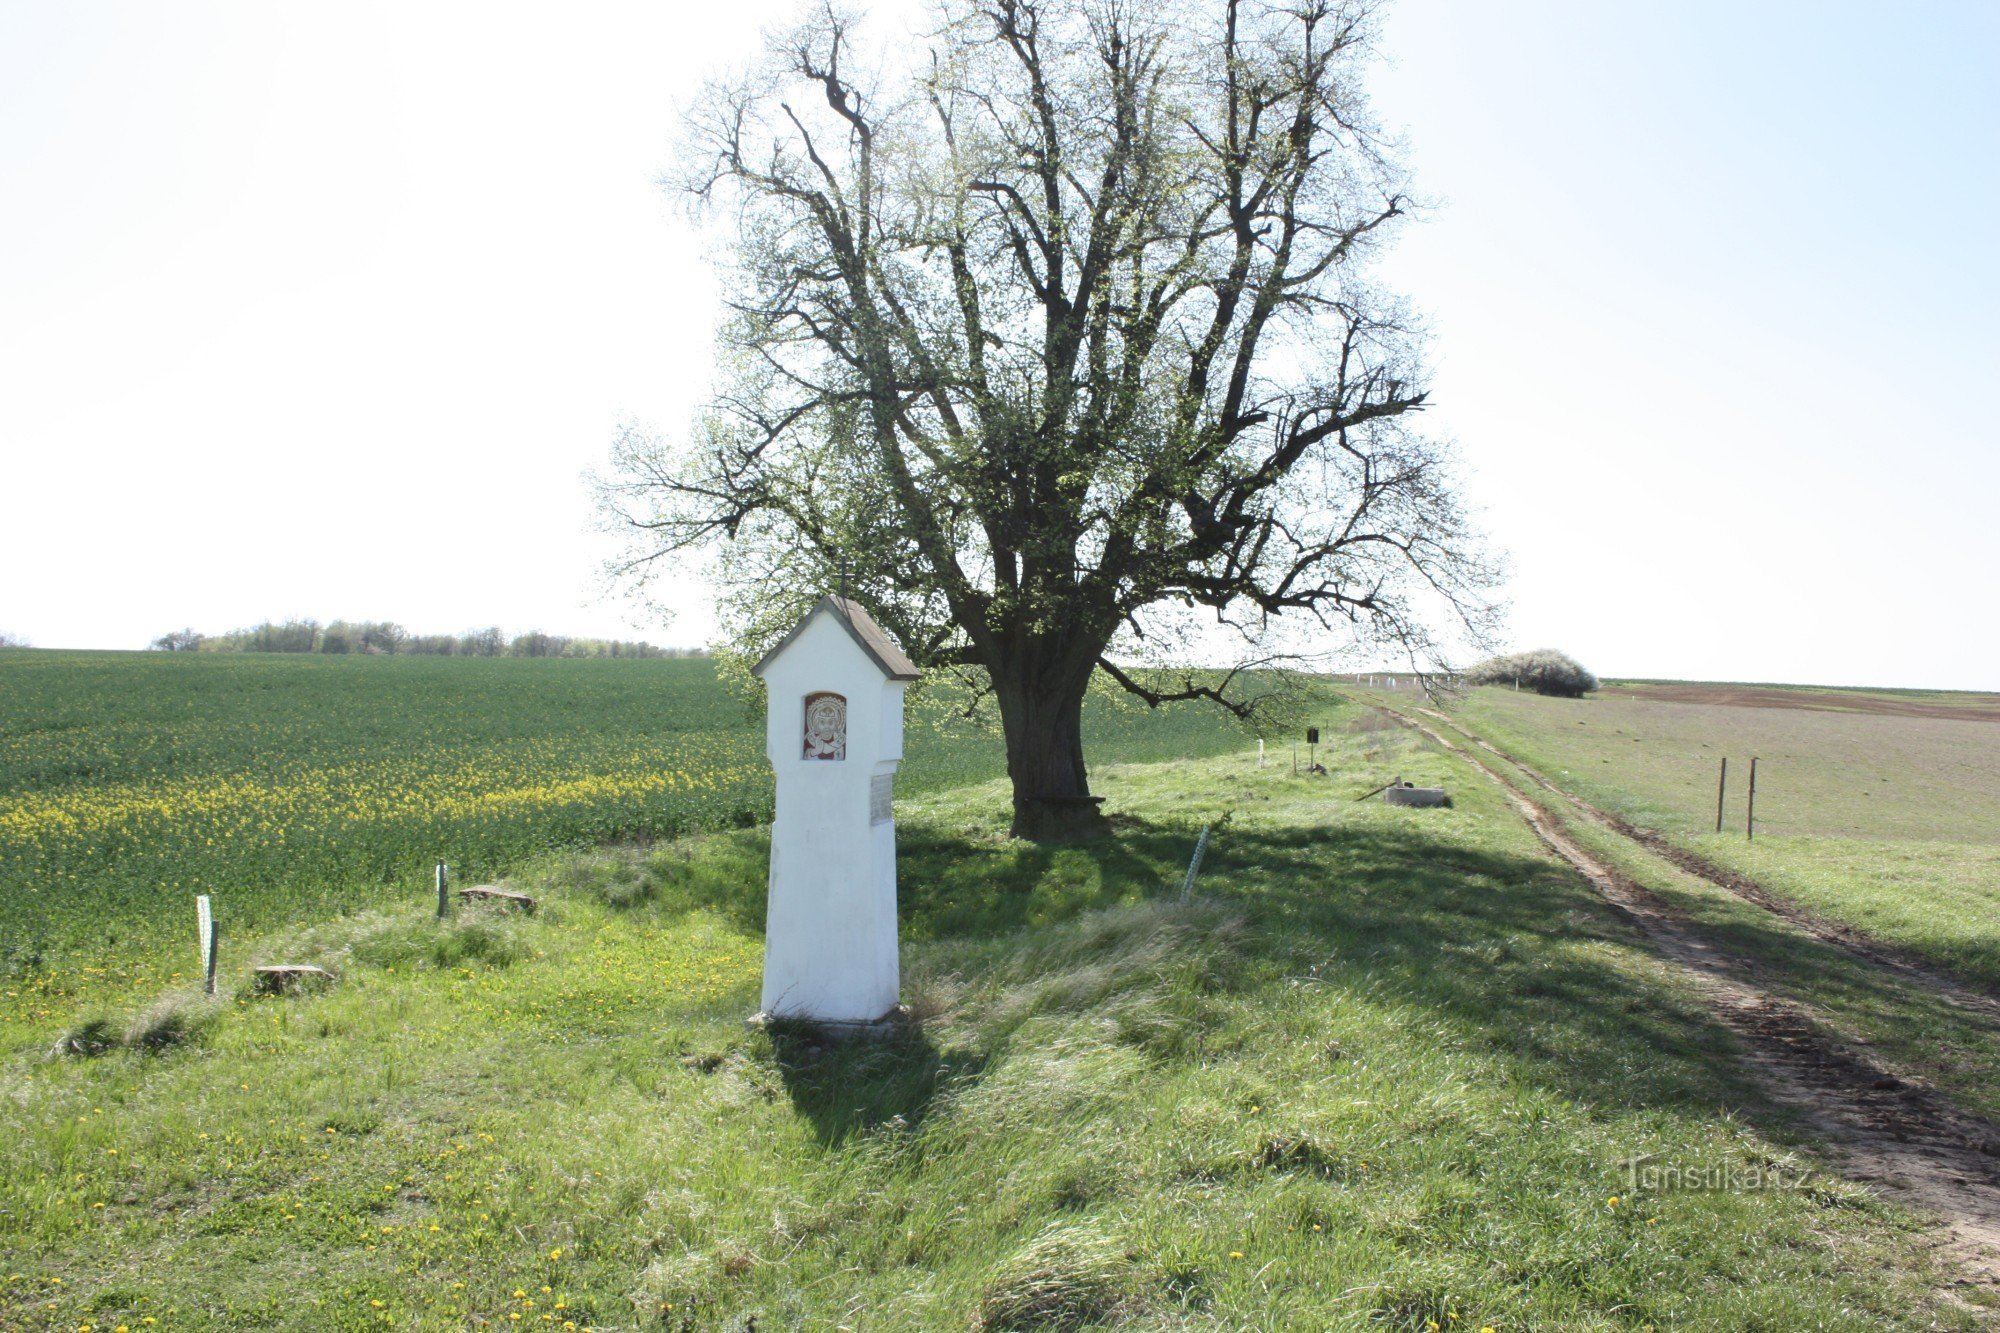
750, 596, 921, 682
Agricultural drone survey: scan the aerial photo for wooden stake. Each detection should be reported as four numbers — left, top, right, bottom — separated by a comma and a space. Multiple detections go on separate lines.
1747, 757, 1759, 841
1715, 757, 1728, 834
435, 862, 450, 920
197, 895, 217, 996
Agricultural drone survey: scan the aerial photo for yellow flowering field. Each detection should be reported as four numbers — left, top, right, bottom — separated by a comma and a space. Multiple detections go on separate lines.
0, 650, 1250, 1008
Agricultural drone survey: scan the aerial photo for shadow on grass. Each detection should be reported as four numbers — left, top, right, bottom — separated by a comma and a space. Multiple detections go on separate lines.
765, 1024, 984, 1148
571, 800, 1777, 1128
861, 809, 1775, 1135
1211, 818, 1750, 1105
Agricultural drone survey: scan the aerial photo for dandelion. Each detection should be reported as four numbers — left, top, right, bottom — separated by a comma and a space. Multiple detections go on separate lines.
548, 1248, 562, 1261
1228, 1251, 1244, 1259
1606, 1196, 1620, 1208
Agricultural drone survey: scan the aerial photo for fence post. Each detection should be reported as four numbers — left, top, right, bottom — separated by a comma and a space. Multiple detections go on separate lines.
435, 862, 450, 920
1715, 757, 1727, 834
1747, 758, 1759, 841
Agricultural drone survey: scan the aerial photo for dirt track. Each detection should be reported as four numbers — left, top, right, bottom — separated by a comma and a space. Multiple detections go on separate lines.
1418, 707, 2000, 1014
1374, 704, 2000, 1296
1604, 683, 2000, 724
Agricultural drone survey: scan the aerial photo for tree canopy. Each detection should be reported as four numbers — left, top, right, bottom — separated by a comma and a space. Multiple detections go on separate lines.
603, 0, 1494, 835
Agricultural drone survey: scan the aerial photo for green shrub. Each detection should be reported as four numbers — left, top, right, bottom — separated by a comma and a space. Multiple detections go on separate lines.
1465, 648, 1598, 698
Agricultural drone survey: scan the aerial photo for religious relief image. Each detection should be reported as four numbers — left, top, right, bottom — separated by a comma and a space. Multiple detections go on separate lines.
802, 691, 847, 760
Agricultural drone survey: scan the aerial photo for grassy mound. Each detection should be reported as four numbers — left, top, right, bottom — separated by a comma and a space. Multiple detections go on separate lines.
0, 732, 1980, 1329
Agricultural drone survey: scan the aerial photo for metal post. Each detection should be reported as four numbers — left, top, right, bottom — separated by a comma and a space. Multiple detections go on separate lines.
1180, 825, 1212, 902
435, 861, 450, 920
197, 895, 217, 996
1715, 757, 1727, 834
1747, 757, 1758, 841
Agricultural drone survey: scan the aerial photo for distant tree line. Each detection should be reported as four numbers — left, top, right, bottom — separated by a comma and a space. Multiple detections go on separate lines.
148, 619, 705, 659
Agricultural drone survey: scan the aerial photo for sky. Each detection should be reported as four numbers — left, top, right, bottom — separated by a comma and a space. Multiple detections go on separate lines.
1, 1, 1995, 688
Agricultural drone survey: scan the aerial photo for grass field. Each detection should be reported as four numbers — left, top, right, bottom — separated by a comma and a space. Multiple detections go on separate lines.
1448, 682, 2000, 991
1368, 692, 2000, 1132
2, 727, 1978, 1330
0, 650, 1253, 993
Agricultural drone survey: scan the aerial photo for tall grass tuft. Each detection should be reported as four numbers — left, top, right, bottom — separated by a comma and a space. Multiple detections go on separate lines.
51, 994, 220, 1056
49, 1016, 119, 1058
123, 992, 219, 1052
976, 1222, 1135, 1330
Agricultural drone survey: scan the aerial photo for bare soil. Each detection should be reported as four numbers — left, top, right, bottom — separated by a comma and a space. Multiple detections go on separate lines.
1378, 705, 2000, 1294
1604, 683, 2000, 724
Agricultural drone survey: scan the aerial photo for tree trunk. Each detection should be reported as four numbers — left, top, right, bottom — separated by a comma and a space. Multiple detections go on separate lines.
996, 665, 1108, 841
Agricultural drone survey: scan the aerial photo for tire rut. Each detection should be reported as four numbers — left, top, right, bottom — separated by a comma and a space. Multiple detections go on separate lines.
1414, 705, 2000, 1020
1373, 705, 2000, 1290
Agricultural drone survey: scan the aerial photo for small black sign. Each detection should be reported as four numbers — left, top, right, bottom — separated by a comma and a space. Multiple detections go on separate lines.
1306, 727, 1320, 744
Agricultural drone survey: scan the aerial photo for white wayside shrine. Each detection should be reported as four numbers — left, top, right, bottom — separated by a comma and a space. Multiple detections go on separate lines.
750, 596, 919, 1032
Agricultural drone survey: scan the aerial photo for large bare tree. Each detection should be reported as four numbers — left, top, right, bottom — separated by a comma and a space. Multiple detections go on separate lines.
603, 0, 1494, 837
